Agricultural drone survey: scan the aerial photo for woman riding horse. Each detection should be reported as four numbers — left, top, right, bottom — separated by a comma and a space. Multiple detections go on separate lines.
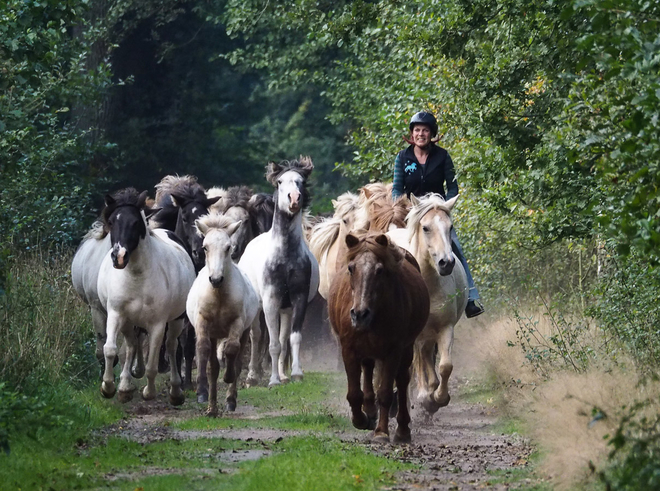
392, 111, 484, 318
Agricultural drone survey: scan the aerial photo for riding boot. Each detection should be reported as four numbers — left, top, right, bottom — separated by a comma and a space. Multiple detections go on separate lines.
451, 229, 484, 318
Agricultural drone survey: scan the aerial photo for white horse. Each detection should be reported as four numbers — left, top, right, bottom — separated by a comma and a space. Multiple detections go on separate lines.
387, 193, 468, 414
186, 213, 259, 415
97, 188, 196, 404
239, 158, 320, 387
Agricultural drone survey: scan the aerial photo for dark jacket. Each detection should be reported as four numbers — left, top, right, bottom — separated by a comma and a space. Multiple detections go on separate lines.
392, 144, 458, 200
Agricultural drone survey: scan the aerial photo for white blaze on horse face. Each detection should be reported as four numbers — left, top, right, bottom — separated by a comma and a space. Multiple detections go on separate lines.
277, 170, 304, 214
422, 211, 455, 275
114, 243, 128, 268
204, 230, 231, 286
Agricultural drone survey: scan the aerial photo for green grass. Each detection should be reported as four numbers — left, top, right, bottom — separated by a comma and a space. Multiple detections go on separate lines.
177, 412, 353, 432
236, 372, 345, 413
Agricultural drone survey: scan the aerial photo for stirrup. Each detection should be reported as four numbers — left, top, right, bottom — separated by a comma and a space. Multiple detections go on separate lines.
465, 299, 485, 318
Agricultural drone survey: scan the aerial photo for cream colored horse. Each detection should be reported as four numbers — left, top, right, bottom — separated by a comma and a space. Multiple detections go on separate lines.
387, 193, 468, 414
308, 191, 361, 299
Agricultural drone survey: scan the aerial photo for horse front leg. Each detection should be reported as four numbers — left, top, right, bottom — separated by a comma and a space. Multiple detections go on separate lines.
117, 323, 139, 402
91, 307, 109, 379
181, 318, 196, 391
373, 355, 398, 444
207, 338, 220, 416
290, 295, 308, 382
433, 324, 454, 408
246, 314, 262, 387
101, 310, 125, 399
224, 326, 250, 412
142, 322, 166, 401
166, 318, 185, 406
278, 309, 292, 383
263, 297, 282, 387
415, 336, 441, 414
361, 359, 377, 430
343, 349, 369, 430
393, 346, 414, 444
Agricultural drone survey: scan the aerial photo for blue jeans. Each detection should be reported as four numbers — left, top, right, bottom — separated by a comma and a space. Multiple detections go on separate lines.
451, 229, 480, 302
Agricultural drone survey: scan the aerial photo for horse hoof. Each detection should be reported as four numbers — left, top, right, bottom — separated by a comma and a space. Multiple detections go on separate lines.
393, 429, 412, 444
421, 398, 441, 415
280, 376, 290, 384
169, 392, 185, 406
291, 374, 304, 382
268, 380, 282, 388
435, 393, 450, 408
371, 432, 390, 444
118, 389, 135, 403
131, 367, 145, 379
101, 385, 116, 399
226, 400, 237, 412
142, 388, 156, 401
352, 413, 371, 430
245, 376, 259, 388
205, 406, 219, 418
197, 393, 209, 404
367, 415, 378, 431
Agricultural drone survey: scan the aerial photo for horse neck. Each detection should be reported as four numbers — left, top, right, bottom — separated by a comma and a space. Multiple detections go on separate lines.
272, 207, 304, 247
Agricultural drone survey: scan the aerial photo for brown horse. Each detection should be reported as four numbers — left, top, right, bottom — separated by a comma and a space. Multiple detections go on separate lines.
328, 232, 430, 443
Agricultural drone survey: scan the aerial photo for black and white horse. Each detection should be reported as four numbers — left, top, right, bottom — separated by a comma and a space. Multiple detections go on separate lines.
239, 158, 320, 387
97, 188, 196, 404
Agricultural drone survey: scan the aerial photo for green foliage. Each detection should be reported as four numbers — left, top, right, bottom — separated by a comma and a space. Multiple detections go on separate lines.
599, 395, 660, 491
0, 250, 96, 388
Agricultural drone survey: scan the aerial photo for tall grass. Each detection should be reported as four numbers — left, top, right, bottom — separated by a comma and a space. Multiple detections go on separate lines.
0, 248, 96, 390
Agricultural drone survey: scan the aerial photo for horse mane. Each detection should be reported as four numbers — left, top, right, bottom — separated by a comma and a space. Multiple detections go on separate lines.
309, 217, 341, 260
206, 187, 228, 213
345, 232, 405, 271
83, 220, 108, 240
195, 212, 239, 236
332, 191, 360, 220
154, 175, 206, 207
266, 157, 314, 211
406, 193, 453, 240
370, 195, 410, 232
102, 187, 146, 224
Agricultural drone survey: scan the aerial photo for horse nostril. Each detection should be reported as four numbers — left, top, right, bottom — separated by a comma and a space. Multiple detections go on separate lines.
209, 276, 224, 287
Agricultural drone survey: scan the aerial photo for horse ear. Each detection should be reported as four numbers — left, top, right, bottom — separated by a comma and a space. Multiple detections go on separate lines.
298, 156, 314, 178
144, 207, 161, 220
266, 161, 282, 185
345, 233, 360, 249
444, 194, 459, 211
104, 194, 116, 207
374, 234, 389, 247
205, 195, 221, 207
226, 220, 242, 237
409, 194, 420, 207
170, 192, 187, 208
195, 219, 209, 236
362, 187, 373, 199
331, 199, 339, 209
137, 190, 149, 209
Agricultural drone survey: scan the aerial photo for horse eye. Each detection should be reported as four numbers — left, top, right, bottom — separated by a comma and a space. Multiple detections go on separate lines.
348, 264, 355, 275
225, 245, 230, 252
422, 226, 430, 233
203, 246, 208, 252
375, 265, 384, 275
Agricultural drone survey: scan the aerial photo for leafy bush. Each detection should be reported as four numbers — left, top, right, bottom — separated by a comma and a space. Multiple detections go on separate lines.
0, 250, 95, 389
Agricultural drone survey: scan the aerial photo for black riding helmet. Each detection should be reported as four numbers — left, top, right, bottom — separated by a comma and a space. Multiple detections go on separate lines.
409, 111, 438, 137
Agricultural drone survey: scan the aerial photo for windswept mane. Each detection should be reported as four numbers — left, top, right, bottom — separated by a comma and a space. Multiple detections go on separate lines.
154, 175, 206, 207
332, 191, 360, 220
83, 220, 108, 240
370, 196, 410, 232
309, 218, 341, 260
266, 157, 314, 211
406, 193, 453, 240
345, 233, 405, 271
195, 212, 239, 236
102, 187, 145, 225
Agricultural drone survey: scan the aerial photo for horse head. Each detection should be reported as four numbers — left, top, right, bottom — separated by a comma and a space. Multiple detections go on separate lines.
195, 214, 242, 288
344, 232, 404, 331
170, 191, 221, 270
408, 193, 459, 276
267, 157, 313, 216
223, 205, 252, 261
103, 188, 157, 269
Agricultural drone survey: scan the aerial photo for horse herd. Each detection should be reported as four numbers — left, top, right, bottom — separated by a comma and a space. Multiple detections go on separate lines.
71, 157, 468, 444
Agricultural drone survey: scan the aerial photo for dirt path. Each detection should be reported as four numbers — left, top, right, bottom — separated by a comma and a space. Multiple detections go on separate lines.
98, 369, 535, 490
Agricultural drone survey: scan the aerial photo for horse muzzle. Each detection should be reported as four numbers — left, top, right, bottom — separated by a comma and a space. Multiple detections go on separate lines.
350, 308, 373, 331
437, 257, 455, 276
209, 275, 224, 288
111, 249, 129, 269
